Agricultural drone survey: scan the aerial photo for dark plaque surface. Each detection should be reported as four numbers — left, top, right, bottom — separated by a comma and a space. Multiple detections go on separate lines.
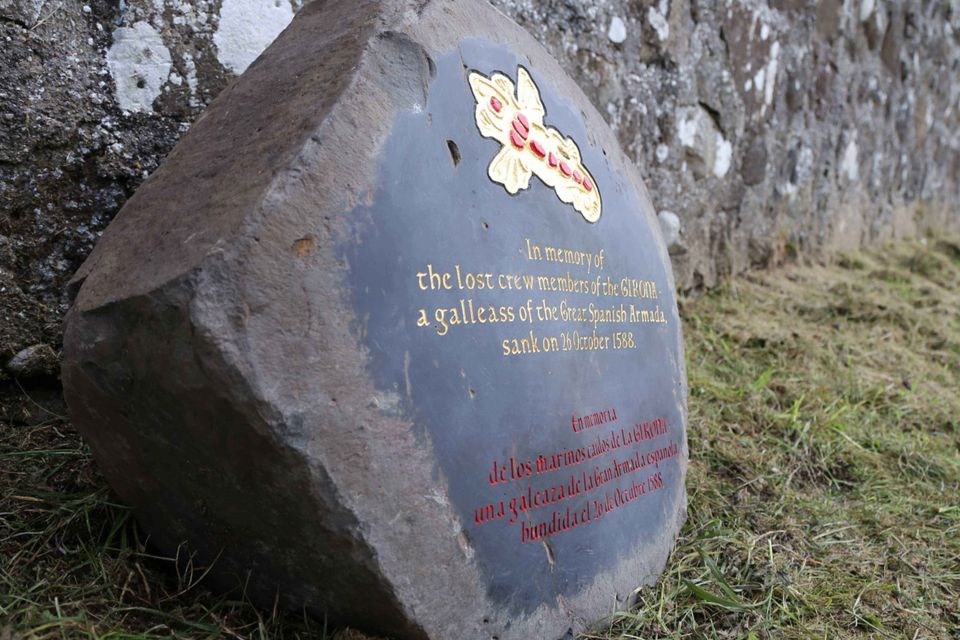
343, 42, 685, 611
62, 1, 688, 638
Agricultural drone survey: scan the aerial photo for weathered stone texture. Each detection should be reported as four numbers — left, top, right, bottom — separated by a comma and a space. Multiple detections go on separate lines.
61, 2, 689, 636
2, 0, 959, 351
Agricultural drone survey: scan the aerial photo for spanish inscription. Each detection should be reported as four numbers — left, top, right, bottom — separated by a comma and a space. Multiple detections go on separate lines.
475, 410, 679, 544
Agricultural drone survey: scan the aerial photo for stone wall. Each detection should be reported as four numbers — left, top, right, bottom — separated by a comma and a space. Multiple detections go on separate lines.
492, 0, 960, 288
2, 0, 958, 366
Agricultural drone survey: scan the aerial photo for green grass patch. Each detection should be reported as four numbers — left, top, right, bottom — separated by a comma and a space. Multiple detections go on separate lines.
2, 238, 959, 639
589, 237, 960, 639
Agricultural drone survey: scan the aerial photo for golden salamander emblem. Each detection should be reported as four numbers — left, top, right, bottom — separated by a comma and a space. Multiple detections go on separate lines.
468, 66, 601, 223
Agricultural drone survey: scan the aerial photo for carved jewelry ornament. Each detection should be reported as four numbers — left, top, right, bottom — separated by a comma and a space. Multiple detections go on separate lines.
468, 66, 602, 223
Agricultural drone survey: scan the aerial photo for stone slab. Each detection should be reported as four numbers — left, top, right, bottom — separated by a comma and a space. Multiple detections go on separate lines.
62, 1, 688, 638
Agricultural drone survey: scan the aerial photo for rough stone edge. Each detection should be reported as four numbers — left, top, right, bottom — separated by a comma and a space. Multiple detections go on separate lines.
63, 1, 436, 638
63, 0, 690, 637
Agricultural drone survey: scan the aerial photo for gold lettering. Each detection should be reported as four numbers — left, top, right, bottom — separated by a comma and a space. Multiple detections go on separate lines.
413, 241, 666, 354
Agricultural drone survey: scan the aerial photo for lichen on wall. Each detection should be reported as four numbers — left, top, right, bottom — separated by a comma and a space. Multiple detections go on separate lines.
107, 21, 173, 112
214, 0, 296, 74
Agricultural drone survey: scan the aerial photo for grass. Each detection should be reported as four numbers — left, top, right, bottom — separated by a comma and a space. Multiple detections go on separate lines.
2, 237, 959, 639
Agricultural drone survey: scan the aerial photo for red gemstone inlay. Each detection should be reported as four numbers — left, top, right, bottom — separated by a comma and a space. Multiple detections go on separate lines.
529, 139, 547, 158
559, 161, 573, 177
573, 170, 583, 183
517, 112, 529, 130
509, 129, 525, 149
548, 152, 558, 167
583, 177, 593, 191
512, 119, 529, 140
490, 96, 503, 112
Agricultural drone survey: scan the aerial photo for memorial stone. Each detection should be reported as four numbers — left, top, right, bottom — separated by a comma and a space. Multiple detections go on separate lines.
62, 1, 689, 638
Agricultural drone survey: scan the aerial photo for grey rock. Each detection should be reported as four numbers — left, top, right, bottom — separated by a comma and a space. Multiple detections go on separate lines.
0, 0, 44, 27
7, 343, 58, 378
864, 8, 888, 50
741, 136, 768, 186
62, 1, 689, 638
815, 0, 842, 40
608, 16, 627, 44
881, 8, 904, 75
676, 104, 732, 179
658, 211, 682, 249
